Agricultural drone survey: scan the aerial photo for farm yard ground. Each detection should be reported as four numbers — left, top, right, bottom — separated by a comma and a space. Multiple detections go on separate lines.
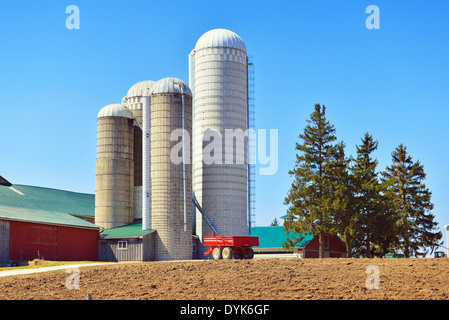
0, 257, 448, 300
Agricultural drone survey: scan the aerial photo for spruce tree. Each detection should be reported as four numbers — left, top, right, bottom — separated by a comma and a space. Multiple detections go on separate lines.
350, 133, 386, 258
381, 144, 442, 257
327, 141, 357, 257
371, 182, 400, 257
284, 104, 337, 258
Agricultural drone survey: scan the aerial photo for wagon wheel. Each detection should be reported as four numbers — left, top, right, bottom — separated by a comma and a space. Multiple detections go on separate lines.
222, 247, 234, 260
212, 247, 222, 260
243, 247, 254, 259
234, 247, 245, 259
234, 251, 243, 259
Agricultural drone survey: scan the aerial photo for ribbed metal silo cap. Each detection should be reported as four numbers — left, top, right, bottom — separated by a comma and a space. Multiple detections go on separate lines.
97, 103, 135, 119
126, 80, 156, 98
194, 28, 246, 52
151, 77, 192, 96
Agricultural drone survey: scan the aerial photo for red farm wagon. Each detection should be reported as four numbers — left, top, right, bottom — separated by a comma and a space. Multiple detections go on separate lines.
203, 231, 259, 260
193, 196, 259, 260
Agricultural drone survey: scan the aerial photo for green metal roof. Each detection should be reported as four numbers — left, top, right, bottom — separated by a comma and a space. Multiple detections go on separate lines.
100, 220, 155, 239
0, 184, 94, 217
248, 226, 314, 249
0, 183, 98, 229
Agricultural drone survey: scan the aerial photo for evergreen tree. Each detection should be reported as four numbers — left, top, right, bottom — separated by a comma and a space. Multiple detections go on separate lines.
350, 133, 388, 258
270, 218, 280, 226
381, 144, 442, 257
327, 141, 357, 257
370, 182, 400, 257
284, 104, 337, 258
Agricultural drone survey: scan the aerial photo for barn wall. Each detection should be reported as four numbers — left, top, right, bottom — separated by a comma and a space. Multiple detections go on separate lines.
10, 221, 58, 260
98, 239, 115, 261
305, 250, 319, 258
0, 220, 10, 265
99, 233, 155, 262
142, 232, 155, 261
304, 234, 346, 258
99, 238, 143, 262
58, 226, 98, 261
329, 235, 346, 253
9, 221, 98, 261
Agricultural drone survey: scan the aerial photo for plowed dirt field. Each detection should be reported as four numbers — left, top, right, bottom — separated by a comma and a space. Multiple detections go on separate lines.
1, 258, 448, 300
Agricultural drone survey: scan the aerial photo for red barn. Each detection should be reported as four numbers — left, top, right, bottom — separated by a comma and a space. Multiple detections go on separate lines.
0, 177, 99, 265
298, 233, 347, 258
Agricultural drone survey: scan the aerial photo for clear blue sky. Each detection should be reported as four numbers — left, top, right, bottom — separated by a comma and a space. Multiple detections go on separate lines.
1, 1, 448, 249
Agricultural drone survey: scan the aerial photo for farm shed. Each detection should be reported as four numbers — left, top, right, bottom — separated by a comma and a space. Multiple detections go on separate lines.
250, 226, 347, 258
99, 220, 155, 262
0, 177, 99, 266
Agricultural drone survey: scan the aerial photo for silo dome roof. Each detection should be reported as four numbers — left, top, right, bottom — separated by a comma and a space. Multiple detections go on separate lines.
151, 77, 192, 96
194, 28, 246, 52
97, 103, 135, 119
126, 80, 156, 98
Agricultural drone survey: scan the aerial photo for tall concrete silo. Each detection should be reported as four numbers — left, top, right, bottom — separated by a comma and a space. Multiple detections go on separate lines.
123, 81, 155, 221
149, 77, 193, 261
190, 29, 248, 249
95, 103, 135, 229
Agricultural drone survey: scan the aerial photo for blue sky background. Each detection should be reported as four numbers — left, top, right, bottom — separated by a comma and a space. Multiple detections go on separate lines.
1, 1, 448, 250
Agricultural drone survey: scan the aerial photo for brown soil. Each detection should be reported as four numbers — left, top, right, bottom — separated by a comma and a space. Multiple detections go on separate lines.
0, 258, 448, 300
